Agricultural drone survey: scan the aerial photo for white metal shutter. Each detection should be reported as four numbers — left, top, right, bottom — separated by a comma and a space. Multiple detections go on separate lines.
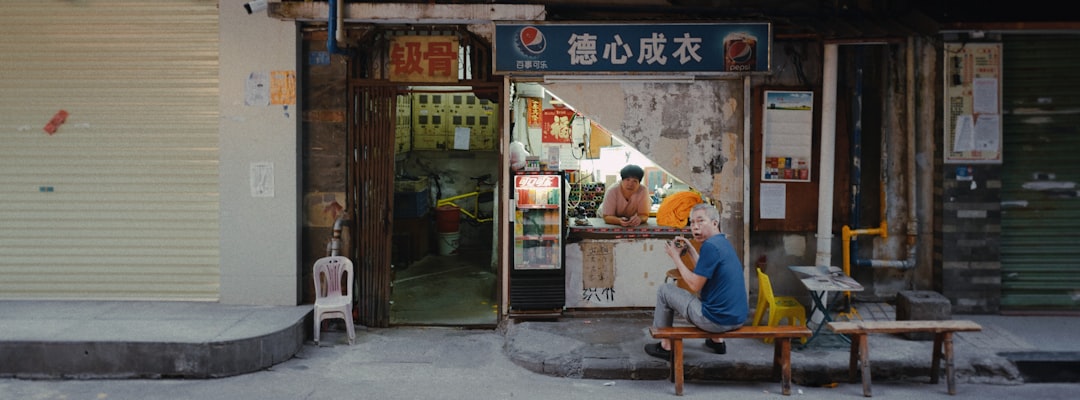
0, 1, 220, 301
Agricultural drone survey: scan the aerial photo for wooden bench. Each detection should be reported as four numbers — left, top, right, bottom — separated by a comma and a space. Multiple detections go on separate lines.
649, 325, 812, 396
826, 320, 983, 397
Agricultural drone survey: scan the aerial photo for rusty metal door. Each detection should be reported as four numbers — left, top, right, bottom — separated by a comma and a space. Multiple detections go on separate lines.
349, 84, 397, 327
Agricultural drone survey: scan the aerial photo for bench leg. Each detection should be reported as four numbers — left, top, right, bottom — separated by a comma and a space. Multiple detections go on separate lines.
772, 337, 781, 379
673, 339, 684, 396
857, 334, 871, 397
848, 335, 860, 383
943, 332, 956, 394
931, 333, 943, 384
777, 338, 792, 395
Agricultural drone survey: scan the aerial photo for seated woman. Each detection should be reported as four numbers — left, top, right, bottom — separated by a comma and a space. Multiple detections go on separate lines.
599, 164, 651, 227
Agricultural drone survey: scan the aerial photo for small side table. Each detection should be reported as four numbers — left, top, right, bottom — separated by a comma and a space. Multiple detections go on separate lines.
788, 265, 864, 347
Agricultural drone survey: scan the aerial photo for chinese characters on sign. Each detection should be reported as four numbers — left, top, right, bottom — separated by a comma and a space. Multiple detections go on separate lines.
542, 108, 575, 143
495, 23, 770, 74
581, 241, 616, 304
526, 97, 542, 128
389, 35, 459, 83
564, 32, 701, 67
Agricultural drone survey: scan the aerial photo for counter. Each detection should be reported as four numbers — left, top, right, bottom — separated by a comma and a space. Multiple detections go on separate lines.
565, 218, 690, 308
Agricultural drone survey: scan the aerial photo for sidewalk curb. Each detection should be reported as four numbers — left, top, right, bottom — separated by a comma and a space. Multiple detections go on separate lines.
502, 316, 1028, 386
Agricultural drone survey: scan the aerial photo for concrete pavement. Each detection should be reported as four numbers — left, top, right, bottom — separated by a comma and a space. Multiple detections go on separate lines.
1, 300, 1078, 391
502, 304, 1067, 388
0, 300, 309, 379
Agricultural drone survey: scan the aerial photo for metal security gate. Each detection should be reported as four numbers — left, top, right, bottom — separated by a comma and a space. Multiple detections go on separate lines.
1000, 35, 1080, 312
349, 84, 397, 327
0, 1, 220, 301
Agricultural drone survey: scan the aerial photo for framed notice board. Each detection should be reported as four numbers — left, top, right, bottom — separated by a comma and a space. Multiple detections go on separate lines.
751, 87, 822, 232
761, 90, 814, 182
943, 42, 1002, 164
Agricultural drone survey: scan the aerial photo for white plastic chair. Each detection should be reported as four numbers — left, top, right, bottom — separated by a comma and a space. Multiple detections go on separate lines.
313, 256, 355, 345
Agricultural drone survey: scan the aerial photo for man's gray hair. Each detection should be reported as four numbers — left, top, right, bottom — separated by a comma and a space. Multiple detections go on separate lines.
692, 202, 720, 222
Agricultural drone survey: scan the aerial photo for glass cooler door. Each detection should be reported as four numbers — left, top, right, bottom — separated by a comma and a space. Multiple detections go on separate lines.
513, 173, 563, 270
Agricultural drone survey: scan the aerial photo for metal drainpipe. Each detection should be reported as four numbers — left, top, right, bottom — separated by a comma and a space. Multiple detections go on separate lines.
327, 0, 347, 55
844, 40, 918, 273
905, 36, 919, 268
848, 46, 864, 275
814, 43, 839, 267
327, 213, 348, 257
840, 46, 895, 275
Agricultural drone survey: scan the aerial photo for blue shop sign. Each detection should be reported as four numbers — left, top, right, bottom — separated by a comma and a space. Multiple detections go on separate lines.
494, 22, 770, 74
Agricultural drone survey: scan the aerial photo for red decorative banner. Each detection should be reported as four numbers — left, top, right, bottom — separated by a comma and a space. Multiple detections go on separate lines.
526, 97, 542, 128
541, 107, 574, 143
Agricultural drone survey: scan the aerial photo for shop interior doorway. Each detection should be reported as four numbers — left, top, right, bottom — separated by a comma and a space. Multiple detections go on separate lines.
389, 86, 499, 327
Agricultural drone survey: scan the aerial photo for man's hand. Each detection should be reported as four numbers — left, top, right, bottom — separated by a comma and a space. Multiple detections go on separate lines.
668, 236, 698, 261
664, 240, 679, 259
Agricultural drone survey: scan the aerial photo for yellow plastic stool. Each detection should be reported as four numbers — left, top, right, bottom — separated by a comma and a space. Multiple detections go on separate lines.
752, 268, 807, 344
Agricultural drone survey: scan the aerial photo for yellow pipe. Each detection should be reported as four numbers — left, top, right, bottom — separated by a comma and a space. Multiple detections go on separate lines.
841, 220, 886, 311
843, 183, 889, 276
841, 223, 887, 276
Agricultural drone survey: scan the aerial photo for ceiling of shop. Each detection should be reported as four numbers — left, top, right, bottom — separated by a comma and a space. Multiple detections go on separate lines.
327, 1, 1072, 40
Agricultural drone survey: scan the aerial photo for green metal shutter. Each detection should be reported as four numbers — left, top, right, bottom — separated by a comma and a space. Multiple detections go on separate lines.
1000, 35, 1080, 312
0, 1, 220, 301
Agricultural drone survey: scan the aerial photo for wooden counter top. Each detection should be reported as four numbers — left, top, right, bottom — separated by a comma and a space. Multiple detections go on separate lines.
568, 217, 689, 239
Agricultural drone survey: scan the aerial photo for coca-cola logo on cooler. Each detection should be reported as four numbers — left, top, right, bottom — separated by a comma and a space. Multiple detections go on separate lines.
515, 175, 558, 188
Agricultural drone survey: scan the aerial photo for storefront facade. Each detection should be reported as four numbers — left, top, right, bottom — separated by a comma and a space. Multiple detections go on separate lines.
275, 2, 1080, 320
3, 1, 1078, 324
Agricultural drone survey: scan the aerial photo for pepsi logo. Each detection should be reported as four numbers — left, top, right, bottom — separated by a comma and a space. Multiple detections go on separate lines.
517, 26, 547, 55
728, 40, 753, 63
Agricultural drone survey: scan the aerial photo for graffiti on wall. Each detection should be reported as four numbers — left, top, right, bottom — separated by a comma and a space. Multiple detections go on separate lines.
580, 240, 616, 303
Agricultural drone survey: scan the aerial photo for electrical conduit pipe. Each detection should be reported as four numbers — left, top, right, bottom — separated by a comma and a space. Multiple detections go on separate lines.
327, 0, 346, 55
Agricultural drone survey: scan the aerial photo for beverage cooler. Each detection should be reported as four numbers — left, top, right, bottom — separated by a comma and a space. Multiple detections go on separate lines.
510, 171, 566, 313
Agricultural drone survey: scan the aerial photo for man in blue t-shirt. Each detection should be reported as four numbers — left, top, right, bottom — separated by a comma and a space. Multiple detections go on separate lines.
646, 202, 748, 359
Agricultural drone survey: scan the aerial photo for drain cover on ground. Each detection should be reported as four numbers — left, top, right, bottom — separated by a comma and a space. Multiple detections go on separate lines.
1000, 351, 1080, 383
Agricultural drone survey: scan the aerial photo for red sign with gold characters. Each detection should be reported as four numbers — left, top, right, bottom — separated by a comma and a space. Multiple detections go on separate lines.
541, 107, 575, 143
526, 97, 542, 128
389, 36, 459, 82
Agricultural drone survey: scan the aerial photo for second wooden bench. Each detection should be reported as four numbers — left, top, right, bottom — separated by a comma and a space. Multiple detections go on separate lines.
649, 325, 812, 396
826, 320, 983, 397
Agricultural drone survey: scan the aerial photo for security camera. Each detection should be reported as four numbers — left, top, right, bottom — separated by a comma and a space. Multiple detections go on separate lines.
244, 0, 268, 14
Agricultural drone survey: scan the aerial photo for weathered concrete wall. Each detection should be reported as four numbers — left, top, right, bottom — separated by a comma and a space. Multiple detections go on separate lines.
915, 37, 940, 293
742, 39, 937, 304
219, 0, 301, 306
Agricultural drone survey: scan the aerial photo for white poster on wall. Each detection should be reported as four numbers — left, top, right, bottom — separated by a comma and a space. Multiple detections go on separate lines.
453, 126, 471, 150
759, 183, 786, 219
250, 162, 274, 198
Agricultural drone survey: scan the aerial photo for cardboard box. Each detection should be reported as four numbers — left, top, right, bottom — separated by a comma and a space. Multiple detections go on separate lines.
394, 176, 429, 193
